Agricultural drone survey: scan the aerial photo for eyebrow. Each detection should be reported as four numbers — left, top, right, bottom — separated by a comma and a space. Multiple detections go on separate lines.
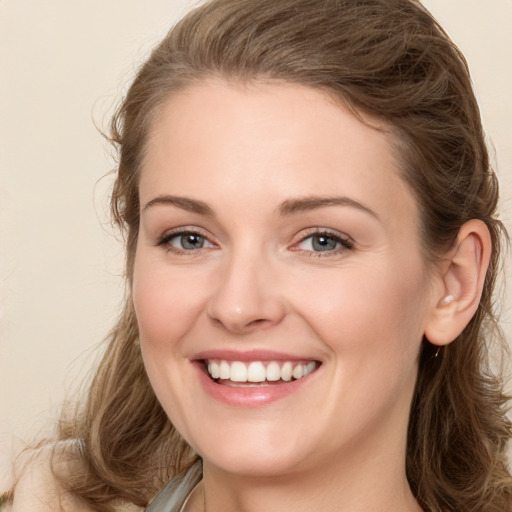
143, 195, 214, 216
142, 194, 378, 219
279, 196, 379, 219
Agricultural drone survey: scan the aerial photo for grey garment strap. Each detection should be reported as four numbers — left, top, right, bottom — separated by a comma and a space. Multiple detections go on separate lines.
145, 461, 202, 512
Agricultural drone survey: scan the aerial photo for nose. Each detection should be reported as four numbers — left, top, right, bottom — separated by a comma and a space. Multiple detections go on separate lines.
206, 251, 286, 334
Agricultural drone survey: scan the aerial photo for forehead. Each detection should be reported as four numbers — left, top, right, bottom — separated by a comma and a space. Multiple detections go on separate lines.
140, 79, 418, 230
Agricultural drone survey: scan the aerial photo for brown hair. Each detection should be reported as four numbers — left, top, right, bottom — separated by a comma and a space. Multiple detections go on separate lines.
53, 0, 511, 510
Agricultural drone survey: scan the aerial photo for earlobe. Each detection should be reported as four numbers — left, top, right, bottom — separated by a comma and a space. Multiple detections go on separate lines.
424, 220, 492, 346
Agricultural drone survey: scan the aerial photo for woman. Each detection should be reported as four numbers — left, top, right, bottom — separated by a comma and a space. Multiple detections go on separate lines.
3, 0, 511, 510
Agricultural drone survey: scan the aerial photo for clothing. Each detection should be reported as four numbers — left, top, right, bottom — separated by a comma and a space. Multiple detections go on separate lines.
145, 462, 202, 512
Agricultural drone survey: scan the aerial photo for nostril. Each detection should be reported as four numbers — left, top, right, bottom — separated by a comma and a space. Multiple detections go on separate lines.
245, 318, 274, 331
208, 307, 276, 332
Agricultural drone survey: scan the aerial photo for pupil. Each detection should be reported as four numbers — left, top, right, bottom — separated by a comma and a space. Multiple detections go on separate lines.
312, 234, 336, 251
182, 234, 204, 249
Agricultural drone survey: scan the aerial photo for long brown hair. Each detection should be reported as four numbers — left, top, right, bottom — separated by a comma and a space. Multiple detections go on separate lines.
53, 0, 511, 510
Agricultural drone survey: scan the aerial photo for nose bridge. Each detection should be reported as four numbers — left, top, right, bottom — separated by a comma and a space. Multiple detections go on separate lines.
207, 243, 285, 332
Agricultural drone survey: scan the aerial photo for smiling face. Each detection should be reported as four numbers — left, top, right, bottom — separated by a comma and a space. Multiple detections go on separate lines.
133, 80, 439, 480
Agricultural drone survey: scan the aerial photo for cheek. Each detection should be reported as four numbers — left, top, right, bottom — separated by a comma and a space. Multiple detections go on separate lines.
132, 252, 206, 351
132, 251, 206, 433
291, 259, 429, 358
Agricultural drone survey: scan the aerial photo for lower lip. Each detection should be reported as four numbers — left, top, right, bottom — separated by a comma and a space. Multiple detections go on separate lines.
194, 363, 316, 408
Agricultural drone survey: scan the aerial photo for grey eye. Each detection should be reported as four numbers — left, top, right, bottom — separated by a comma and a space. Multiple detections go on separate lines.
300, 233, 340, 252
297, 231, 353, 254
172, 233, 206, 250
310, 234, 338, 251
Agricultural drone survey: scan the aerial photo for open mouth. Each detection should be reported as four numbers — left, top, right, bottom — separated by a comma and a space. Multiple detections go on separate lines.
204, 359, 320, 387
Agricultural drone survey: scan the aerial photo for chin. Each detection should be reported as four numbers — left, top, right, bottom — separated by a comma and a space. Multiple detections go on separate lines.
203, 448, 308, 478
188, 424, 326, 479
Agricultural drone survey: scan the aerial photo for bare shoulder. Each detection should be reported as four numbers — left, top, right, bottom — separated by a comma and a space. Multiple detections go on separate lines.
3, 441, 95, 512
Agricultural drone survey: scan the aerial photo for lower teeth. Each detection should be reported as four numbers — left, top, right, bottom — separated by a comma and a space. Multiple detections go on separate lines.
220, 380, 273, 387
215, 378, 297, 386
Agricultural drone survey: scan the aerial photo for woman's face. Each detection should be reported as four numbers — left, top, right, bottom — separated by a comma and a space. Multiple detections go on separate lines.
133, 80, 440, 478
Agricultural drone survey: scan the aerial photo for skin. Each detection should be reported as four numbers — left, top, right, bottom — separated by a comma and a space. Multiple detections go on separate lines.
132, 80, 440, 511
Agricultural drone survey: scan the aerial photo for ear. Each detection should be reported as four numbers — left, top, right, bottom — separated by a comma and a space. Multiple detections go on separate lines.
424, 220, 492, 346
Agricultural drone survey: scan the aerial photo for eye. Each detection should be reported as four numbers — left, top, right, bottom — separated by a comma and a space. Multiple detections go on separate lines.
171, 233, 206, 250
297, 231, 353, 253
158, 230, 214, 252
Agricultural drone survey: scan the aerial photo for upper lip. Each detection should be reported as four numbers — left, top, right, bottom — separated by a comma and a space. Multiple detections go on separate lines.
192, 349, 319, 363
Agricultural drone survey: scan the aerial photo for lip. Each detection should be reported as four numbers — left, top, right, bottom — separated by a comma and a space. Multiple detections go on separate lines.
191, 350, 321, 408
192, 349, 315, 362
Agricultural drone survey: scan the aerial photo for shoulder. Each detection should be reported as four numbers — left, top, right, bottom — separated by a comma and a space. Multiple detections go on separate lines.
3, 441, 141, 512
3, 441, 93, 512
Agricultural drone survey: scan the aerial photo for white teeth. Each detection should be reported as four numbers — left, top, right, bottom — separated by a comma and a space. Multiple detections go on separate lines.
208, 361, 220, 379
304, 361, 316, 376
219, 360, 230, 379
247, 361, 266, 382
266, 361, 281, 381
292, 364, 304, 379
281, 362, 293, 381
230, 361, 247, 382
205, 359, 318, 383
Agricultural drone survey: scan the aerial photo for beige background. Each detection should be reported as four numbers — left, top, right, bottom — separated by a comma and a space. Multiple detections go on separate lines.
1, 0, 511, 486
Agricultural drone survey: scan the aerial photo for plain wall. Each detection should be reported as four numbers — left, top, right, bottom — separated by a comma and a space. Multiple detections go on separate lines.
1, 0, 511, 486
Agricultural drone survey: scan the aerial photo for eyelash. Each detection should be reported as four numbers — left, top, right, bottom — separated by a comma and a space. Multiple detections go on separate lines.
156, 228, 354, 257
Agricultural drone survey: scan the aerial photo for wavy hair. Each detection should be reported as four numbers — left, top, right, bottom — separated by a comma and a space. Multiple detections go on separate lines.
51, 0, 511, 510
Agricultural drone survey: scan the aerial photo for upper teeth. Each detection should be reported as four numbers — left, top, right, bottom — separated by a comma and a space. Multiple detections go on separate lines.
206, 360, 317, 383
